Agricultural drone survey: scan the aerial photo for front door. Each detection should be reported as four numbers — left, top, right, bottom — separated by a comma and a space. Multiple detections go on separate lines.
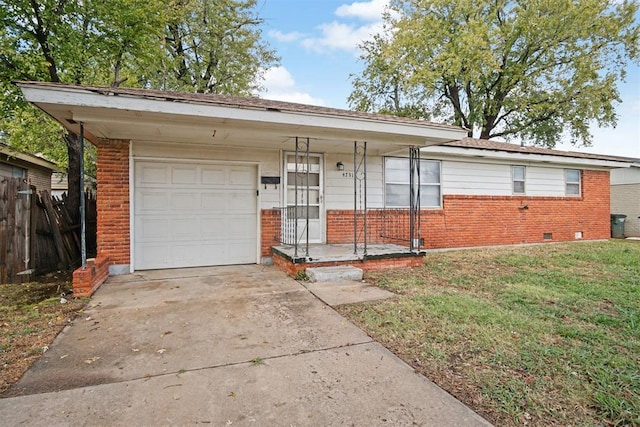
283, 152, 324, 243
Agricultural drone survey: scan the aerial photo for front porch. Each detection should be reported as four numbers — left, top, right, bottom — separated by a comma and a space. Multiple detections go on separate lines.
263, 136, 428, 277
270, 243, 426, 276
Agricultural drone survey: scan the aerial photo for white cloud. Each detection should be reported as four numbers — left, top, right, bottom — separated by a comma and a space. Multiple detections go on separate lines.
269, 0, 390, 55
268, 30, 304, 43
335, 0, 390, 21
263, 91, 327, 105
301, 20, 384, 54
259, 66, 326, 106
262, 66, 296, 90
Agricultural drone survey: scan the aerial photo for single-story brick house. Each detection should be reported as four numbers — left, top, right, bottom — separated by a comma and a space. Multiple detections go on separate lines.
17, 82, 632, 295
1, 142, 56, 192
611, 160, 640, 237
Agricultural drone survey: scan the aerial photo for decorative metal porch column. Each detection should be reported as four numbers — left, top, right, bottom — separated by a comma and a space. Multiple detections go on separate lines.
353, 141, 367, 255
409, 146, 421, 252
294, 137, 310, 259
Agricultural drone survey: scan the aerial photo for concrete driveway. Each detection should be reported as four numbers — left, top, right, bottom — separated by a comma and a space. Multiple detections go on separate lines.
0, 265, 490, 426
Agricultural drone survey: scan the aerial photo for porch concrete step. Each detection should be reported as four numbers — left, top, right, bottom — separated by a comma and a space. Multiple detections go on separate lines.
306, 266, 363, 283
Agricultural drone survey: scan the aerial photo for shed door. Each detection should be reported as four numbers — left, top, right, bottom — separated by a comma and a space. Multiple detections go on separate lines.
134, 161, 257, 270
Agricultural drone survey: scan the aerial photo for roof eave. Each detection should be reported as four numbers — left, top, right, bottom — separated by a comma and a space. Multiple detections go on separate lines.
421, 145, 632, 168
17, 83, 468, 146
0, 145, 58, 171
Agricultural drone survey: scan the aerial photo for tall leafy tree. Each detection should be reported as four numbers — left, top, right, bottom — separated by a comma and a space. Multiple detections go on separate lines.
349, 0, 639, 147
0, 0, 278, 226
0, 0, 166, 222
150, 0, 278, 94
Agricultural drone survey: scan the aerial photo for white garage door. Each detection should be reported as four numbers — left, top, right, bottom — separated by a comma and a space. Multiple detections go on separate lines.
134, 161, 258, 270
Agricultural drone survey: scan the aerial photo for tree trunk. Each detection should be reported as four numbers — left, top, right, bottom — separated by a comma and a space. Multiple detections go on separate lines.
479, 128, 491, 139
65, 132, 82, 225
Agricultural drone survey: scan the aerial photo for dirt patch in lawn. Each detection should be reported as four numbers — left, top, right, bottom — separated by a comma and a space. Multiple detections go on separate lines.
0, 272, 87, 395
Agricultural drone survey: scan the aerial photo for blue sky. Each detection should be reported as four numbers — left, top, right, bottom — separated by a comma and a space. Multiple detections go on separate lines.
257, 0, 640, 158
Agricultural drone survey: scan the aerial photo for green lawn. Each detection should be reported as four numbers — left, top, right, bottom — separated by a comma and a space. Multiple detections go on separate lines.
339, 240, 640, 426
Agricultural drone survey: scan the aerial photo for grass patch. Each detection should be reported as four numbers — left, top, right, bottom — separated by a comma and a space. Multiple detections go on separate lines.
250, 357, 265, 366
0, 278, 87, 394
338, 240, 640, 426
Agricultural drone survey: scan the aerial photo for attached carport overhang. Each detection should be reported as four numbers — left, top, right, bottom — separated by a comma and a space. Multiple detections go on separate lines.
16, 82, 468, 153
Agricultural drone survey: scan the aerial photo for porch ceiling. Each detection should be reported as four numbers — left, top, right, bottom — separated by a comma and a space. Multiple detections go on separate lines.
18, 82, 467, 154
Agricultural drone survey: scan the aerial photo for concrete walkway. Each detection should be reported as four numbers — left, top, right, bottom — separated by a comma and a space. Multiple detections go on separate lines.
0, 265, 490, 426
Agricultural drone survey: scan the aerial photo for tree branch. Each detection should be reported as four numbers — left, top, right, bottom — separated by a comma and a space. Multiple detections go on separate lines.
29, 0, 60, 82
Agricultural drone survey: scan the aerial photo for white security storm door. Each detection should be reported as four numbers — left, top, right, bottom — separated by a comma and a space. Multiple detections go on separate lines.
134, 161, 258, 270
283, 152, 324, 243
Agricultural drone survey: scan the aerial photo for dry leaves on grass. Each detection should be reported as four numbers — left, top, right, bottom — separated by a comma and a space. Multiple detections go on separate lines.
0, 278, 87, 394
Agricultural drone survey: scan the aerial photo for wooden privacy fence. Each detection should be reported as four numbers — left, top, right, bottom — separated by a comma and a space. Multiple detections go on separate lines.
0, 177, 96, 284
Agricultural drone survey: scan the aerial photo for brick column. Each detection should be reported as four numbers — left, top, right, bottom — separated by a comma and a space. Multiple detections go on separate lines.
72, 139, 130, 295
95, 139, 130, 273
260, 209, 281, 261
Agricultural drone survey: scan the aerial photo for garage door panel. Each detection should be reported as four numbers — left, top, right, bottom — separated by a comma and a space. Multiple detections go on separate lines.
171, 165, 198, 185
229, 216, 256, 234
229, 192, 257, 212
198, 216, 255, 239
200, 216, 228, 238
171, 192, 199, 210
137, 218, 169, 240
201, 167, 227, 185
171, 243, 204, 266
171, 218, 201, 239
138, 191, 168, 212
134, 161, 258, 270
136, 244, 169, 269
201, 243, 255, 265
201, 191, 227, 210
200, 243, 228, 264
230, 168, 256, 187
138, 165, 168, 185
228, 241, 256, 263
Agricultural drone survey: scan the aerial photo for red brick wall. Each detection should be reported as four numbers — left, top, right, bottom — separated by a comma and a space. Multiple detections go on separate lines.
272, 251, 424, 276
267, 169, 610, 251
95, 139, 130, 266
326, 209, 417, 245
261, 209, 281, 258
423, 169, 610, 248
72, 256, 110, 296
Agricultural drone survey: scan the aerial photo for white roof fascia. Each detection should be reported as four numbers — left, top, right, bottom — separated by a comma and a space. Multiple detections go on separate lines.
19, 84, 467, 144
421, 145, 632, 169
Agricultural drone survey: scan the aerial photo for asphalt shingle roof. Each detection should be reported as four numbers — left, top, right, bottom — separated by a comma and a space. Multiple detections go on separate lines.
20, 82, 635, 164
21, 81, 462, 131
443, 137, 634, 163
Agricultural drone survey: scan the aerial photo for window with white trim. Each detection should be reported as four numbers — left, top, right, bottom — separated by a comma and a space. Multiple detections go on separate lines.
512, 165, 526, 194
565, 169, 581, 196
384, 158, 441, 208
